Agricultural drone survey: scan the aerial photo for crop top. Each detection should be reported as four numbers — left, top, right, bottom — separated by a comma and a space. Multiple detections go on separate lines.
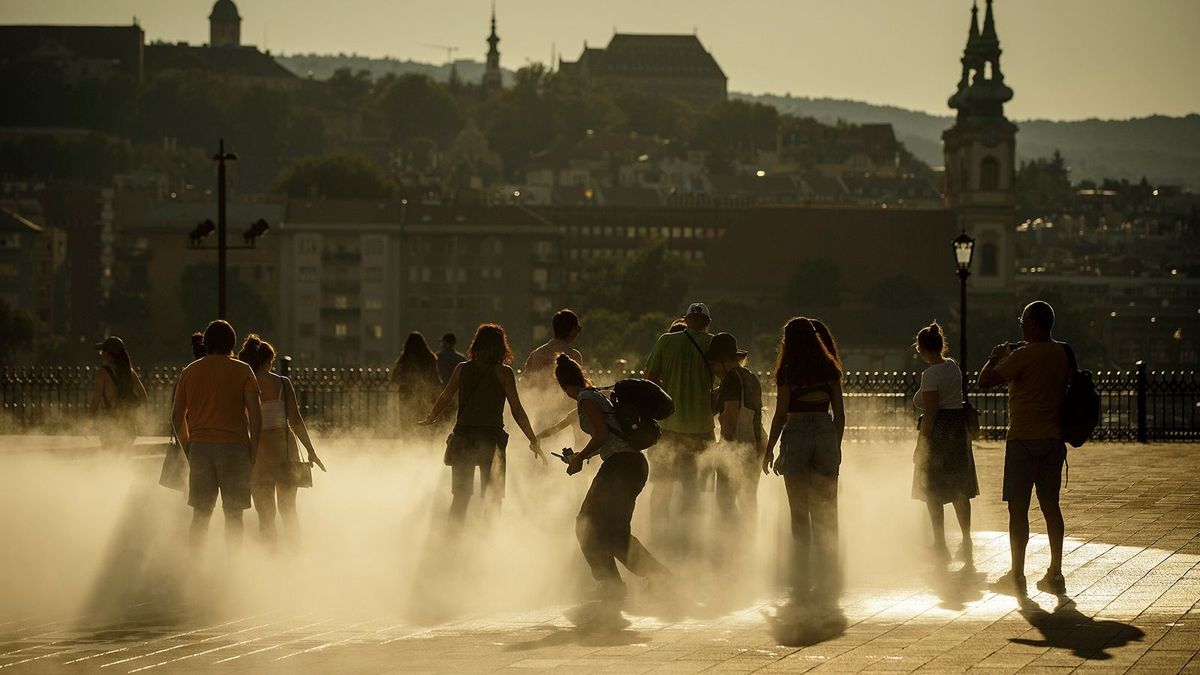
788, 382, 834, 414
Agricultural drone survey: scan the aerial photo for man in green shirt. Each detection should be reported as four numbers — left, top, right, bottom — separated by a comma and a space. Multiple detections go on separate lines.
644, 302, 715, 550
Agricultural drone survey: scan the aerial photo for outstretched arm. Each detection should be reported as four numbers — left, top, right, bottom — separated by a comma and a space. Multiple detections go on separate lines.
421, 362, 463, 424
501, 367, 545, 462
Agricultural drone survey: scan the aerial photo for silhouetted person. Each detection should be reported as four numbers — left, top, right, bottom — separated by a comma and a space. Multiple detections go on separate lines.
763, 317, 846, 602
977, 301, 1071, 597
420, 324, 544, 520
911, 321, 978, 566
708, 332, 765, 530
436, 333, 466, 385
643, 302, 715, 550
173, 320, 263, 550
87, 336, 148, 451
392, 332, 442, 434
527, 309, 584, 441
554, 354, 668, 602
240, 334, 323, 548
191, 332, 207, 360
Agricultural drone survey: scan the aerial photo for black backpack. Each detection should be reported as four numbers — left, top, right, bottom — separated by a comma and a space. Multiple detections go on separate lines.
1060, 343, 1100, 448
605, 378, 675, 451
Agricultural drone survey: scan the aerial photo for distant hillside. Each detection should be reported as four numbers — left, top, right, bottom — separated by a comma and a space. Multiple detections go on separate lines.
738, 93, 1200, 191
276, 53, 516, 87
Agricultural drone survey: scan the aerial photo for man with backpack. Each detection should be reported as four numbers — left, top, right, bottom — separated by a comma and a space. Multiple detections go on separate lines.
977, 300, 1072, 596
644, 302, 716, 551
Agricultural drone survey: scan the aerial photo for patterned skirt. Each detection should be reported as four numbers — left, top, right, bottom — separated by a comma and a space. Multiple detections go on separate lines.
912, 408, 980, 504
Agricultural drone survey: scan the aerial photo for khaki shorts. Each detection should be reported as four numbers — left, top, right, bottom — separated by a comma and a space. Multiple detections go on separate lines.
188, 442, 252, 511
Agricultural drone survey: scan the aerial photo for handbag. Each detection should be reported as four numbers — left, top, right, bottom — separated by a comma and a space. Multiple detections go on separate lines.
157, 437, 188, 491
282, 377, 314, 488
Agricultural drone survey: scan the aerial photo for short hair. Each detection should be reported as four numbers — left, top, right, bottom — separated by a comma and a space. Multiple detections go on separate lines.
1024, 301, 1055, 331
442, 333, 456, 345
552, 309, 580, 340
203, 320, 237, 355
191, 332, 206, 359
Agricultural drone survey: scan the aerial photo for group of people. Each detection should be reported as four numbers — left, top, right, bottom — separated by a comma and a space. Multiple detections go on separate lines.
89, 297, 1076, 605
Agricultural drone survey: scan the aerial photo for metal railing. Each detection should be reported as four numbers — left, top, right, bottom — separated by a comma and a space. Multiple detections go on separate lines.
1, 364, 1195, 441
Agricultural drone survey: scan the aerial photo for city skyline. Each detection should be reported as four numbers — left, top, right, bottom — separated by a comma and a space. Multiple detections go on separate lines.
1, 0, 1197, 122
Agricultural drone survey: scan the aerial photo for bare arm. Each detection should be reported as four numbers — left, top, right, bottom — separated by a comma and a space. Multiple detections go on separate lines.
917, 390, 940, 438
719, 400, 740, 441
831, 380, 846, 443
422, 362, 463, 423
566, 398, 607, 475
976, 343, 1012, 389
284, 378, 317, 456
171, 380, 189, 449
763, 384, 789, 474
244, 388, 262, 462
536, 409, 575, 439
501, 367, 544, 460
132, 372, 149, 405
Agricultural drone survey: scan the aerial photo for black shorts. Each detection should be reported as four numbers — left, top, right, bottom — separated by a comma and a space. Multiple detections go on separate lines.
1002, 439, 1067, 503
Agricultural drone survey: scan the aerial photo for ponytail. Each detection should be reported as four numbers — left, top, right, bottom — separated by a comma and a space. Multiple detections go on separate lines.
554, 353, 589, 389
238, 333, 277, 371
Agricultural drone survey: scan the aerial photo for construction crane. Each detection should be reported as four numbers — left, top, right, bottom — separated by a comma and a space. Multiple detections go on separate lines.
420, 44, 460, 64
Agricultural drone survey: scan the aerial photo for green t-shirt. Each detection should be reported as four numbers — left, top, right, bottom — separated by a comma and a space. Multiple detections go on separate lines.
644, 329, 714, 434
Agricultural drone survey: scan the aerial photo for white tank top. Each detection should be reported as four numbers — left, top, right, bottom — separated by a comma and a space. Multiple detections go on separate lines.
261, 398, 286, 430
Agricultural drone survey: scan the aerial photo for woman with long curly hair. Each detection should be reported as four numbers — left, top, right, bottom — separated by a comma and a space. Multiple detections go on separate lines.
420, 324, 544, 520
762, 317, 846, 602
88, 336, 148, 450
391, 331, 442, 435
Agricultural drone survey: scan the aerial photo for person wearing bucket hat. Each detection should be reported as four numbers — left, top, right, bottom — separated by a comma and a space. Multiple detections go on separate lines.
87, 336, 148, 451
643, 301, 715, 552
708, 332, 765, 535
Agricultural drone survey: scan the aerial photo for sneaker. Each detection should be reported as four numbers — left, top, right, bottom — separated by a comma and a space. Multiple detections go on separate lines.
990, 570, 1027, 596
1036, 571, 1066, 596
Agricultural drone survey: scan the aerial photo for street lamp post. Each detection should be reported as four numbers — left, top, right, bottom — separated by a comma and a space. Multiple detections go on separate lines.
953, 229, 976, 400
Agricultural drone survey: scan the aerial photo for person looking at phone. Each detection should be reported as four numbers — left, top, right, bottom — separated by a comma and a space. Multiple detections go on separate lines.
553, 354, 669, 603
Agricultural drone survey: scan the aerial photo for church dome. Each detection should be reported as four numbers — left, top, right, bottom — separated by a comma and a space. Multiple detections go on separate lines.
209, 0, 240, 21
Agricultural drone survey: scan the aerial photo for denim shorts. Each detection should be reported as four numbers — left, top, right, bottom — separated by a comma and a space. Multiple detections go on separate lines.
187, 441, 252, 511
778, 413, 841, 476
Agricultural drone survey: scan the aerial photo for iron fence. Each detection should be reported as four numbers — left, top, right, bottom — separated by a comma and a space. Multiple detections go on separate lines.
1, 363, 1195, 441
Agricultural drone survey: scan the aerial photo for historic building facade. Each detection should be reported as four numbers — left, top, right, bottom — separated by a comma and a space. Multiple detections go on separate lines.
558, 34, 727, 108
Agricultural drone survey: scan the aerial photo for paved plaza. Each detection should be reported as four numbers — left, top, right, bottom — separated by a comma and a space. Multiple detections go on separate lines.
1, 439, 1199, 673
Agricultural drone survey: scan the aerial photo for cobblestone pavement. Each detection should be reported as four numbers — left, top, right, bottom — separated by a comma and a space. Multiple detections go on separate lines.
2, 441, 1199, 673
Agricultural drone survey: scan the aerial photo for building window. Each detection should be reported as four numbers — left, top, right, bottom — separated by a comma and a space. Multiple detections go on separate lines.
981, 242, 998, 276
421, 267, 431, 282
334, 295, 348, 309
980, 157, 1000, 191
364, 267, 383, 282
299, 323, 316, 338
298, 266, 318, 282
372, 324, 384, 339
298, 237, 319, 254
365, 297, 383, 311
334, 323, 348, 337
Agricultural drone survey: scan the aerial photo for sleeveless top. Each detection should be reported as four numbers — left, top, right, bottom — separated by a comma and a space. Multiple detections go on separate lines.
788, 382, 834, 414
456, 360, 507, 429
577, 388, 632, 460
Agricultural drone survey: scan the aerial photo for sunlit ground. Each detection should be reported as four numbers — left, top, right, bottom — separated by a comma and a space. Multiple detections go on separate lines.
1, 435, 1197, 672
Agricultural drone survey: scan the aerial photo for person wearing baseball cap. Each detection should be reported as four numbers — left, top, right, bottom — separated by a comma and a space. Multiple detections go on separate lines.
87, 336, 149, 451
643, 301, 716, 552
707, 332, 765, 539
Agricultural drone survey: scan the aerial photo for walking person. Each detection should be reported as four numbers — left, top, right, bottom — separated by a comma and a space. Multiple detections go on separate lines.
553, 354, 669, 602
419, 324, 545, 521
172, 320, 263, 550
762, 317, 846, 601
436, 333, 467, 385
87, 336, 149, 451
392, 332, 443, 435
708, 333, 766, 530
643, 302, 716, 551
239, 334, 324, 548
911, 321, 979, 567
977, 301, 1071, 596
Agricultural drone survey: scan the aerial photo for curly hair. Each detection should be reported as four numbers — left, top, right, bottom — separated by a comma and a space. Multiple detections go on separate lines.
468, 323, 514, 366
775, 317, 843, 388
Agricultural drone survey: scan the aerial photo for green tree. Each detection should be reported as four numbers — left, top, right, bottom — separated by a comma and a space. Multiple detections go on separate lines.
865, 275, 935, 310
378, 74, 465, 146
1016, 150, 1073, 214
271, 153, 395, 199
786, 258, 842, 309
0, 300, 38, 364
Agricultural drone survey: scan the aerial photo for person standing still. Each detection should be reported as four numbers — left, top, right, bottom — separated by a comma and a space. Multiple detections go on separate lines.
527, 309, 584, 441
173, 320, 263, 550
643, 302, 716, 552
977, 301, 1071, 597
436, 333, 467, 386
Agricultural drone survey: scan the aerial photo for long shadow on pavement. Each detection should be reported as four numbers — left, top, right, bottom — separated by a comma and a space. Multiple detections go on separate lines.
763, 598, 848, 647
1013, 596, 1146, 660
504, 602, 647, 651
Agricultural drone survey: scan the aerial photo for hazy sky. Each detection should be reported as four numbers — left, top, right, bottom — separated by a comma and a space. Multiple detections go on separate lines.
3, 0, 1197, 121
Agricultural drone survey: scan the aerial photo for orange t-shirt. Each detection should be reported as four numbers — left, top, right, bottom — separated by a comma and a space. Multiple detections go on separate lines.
994, 341, 1070, 441
175, 355, 259, 444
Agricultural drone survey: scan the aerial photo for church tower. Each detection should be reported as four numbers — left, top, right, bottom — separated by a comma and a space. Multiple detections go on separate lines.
943, 0, 1016, 292
482, 3, 502, 92
209, 0, 241, 48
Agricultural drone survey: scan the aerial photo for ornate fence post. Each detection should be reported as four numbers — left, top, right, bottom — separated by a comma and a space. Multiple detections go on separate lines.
1136, 360, 1148, 444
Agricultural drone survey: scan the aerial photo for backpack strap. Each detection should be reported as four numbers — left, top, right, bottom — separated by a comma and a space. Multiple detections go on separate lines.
682, 331, 712, 382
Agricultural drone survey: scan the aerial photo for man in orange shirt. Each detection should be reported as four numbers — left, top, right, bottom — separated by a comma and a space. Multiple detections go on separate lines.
173, 320, 263, 549
978, 301, 1071, 597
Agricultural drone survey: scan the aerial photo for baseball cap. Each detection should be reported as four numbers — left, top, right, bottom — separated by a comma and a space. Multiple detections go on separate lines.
708, 332, 748, 361
685, 302, 711, 318
95, 336, 126, 354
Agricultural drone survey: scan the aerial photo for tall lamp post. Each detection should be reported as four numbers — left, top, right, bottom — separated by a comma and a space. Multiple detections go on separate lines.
188, 139, 269, 319
953, 230, 976, 400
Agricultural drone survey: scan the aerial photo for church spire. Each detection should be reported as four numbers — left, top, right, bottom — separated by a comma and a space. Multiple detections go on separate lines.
980, 0, 999, 46
482, 0, 502, 92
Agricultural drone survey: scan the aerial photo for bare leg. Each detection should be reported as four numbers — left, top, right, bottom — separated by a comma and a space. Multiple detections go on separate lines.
223, 508, 244, 548
449, 494, 471, 522
190, 508, 213, 551
650, 482, 674, 546
810, 473, 841, 596
1038, 496, 1065, 575
782, 473, 812, 594
277, 486, 300, 548
1007, 498, 1031, 578
252, 485, 278, 545
925, 500, 946, 549
952, 497, 972, 548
